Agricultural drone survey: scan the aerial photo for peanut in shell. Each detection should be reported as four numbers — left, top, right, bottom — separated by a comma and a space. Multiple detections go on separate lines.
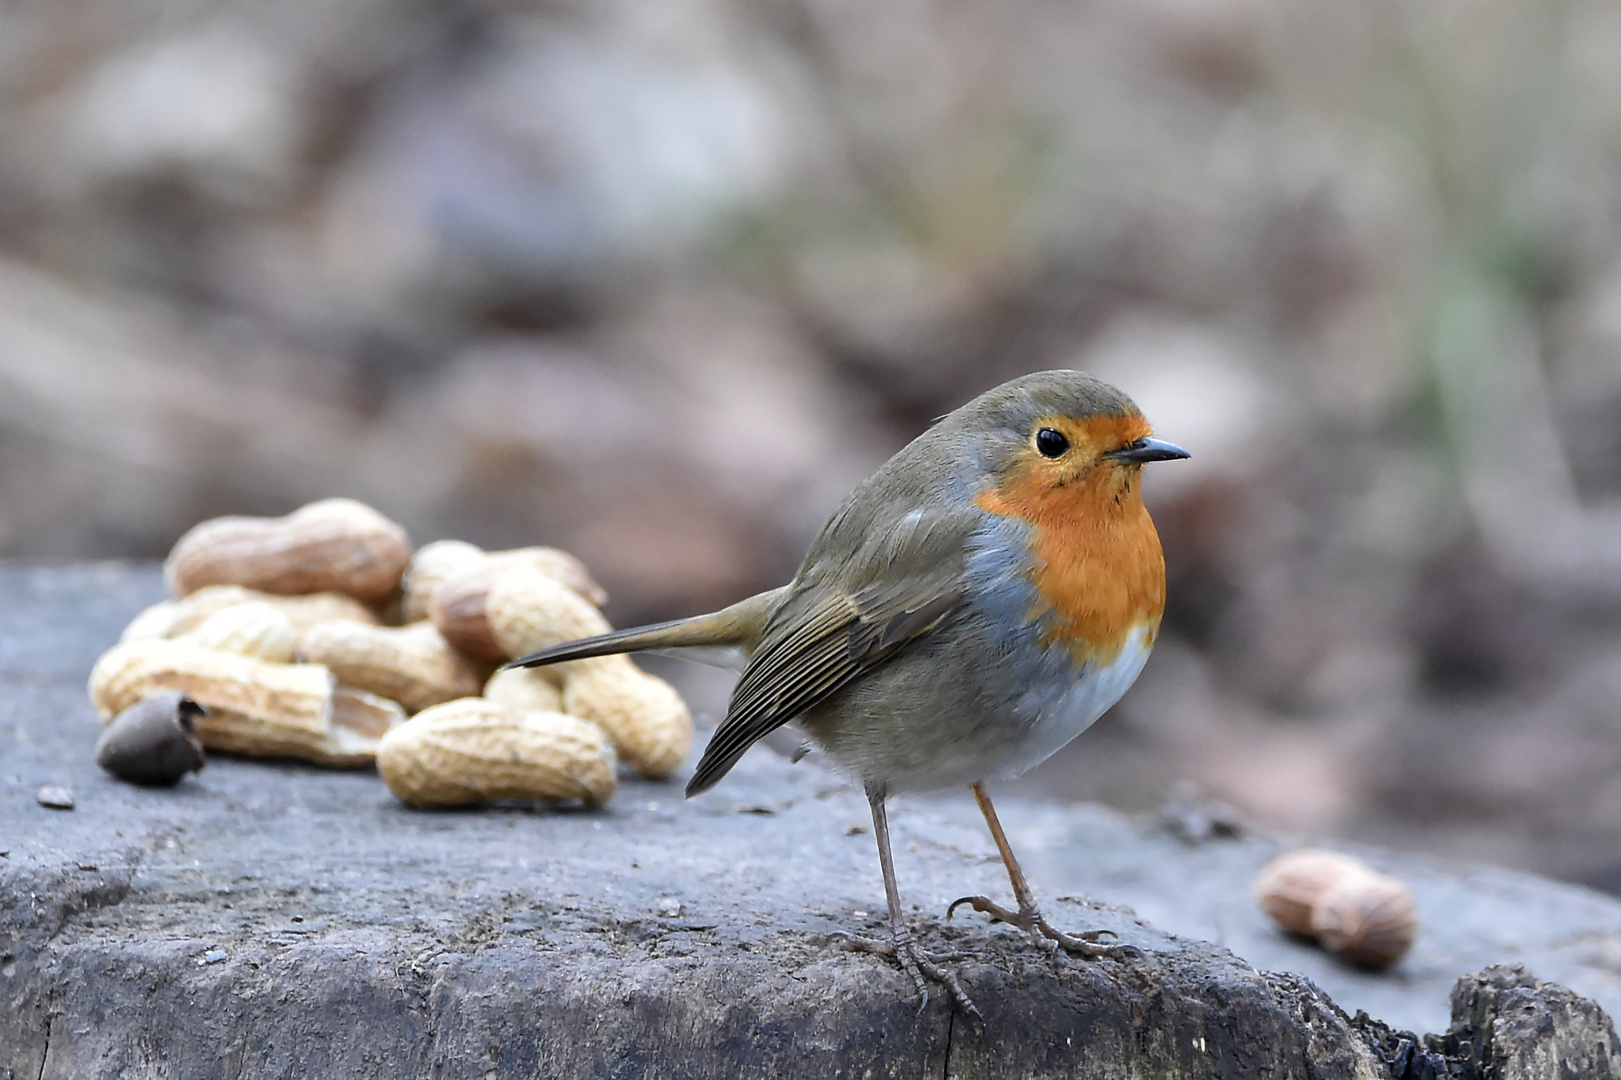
1253, 848, 1417, 969
1252, 848, 1369, 936
492, 546, 606, 607
1309, 870, 1417, 970
485, 563, 612, 663
298, 619, 487, 714
87, 638, 391, 767
432, 549, 608, 661
122, 584, 381, 645
377, 698, 616, 808
164, 497, 411, 602
485, 564, 691, 777
178, 601, 301, 663
562, 657, 692, 780
402, 539, 487, 623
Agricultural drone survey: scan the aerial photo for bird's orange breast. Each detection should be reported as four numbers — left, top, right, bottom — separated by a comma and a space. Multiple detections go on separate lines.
974, 458, 1166, 667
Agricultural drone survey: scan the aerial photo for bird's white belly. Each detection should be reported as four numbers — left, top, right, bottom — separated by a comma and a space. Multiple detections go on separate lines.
991, 623, 1155, 780
793, 615, 1158, 794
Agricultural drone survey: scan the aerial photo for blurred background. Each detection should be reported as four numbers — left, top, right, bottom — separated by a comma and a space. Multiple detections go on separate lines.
3, 0, 1621, 889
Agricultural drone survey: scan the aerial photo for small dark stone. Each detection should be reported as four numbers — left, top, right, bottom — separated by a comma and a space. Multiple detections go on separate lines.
95, 692, 207, 787
1159, 781, 1246, 843
35, 785, 74, 810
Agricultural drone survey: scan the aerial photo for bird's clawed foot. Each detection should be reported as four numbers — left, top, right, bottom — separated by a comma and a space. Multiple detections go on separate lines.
946, 895, 1141, 960
832, 929, 980, 1017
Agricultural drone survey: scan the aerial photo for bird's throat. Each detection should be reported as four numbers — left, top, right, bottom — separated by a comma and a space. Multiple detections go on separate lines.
974, 464, 1166, 666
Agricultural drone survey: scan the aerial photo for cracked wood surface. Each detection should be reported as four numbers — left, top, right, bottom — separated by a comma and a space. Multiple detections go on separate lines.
4, 564, 1621, 1078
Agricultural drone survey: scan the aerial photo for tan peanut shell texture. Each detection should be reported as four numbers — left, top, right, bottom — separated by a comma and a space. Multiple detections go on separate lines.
486, 564, 692, 777
88, 639, 397, 767
121, 585, 382, 644
102, 494, 695, 804
377, 698, 616, 808
486, 563, 612, 659
402, 540, 488, 623
164, 497, 411, 602
561, 659, 691, 780
428, 548, 608, 661
1253, 848, 1416, 969
298, 620, 486, 714
178, 601, 301, 663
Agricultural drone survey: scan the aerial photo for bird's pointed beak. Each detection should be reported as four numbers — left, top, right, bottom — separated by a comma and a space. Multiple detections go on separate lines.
1106, 437, 1190, 464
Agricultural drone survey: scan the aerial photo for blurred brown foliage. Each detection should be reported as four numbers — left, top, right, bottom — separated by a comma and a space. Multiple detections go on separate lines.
3, 0, 1621, 887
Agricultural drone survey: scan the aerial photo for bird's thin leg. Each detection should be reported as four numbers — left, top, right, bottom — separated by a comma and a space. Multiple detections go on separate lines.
835, 786, 979, 1015
948, 783, 1137, 960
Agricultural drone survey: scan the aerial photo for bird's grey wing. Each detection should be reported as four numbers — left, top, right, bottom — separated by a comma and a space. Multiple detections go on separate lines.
684, 506, 977, 797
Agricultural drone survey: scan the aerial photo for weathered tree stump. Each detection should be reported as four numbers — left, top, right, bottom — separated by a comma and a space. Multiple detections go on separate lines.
4, 565, 1620, 1078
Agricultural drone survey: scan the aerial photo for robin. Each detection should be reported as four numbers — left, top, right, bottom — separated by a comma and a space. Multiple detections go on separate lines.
510, 369, 1189, 1012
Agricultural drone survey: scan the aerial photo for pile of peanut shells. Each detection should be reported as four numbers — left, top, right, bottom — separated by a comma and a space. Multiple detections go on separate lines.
87, 498, 692, 810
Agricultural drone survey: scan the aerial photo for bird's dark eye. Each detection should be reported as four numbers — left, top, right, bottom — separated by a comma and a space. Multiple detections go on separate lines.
1035, 428, 1069, 458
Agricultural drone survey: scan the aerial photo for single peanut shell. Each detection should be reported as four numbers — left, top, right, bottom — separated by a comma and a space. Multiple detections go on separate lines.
1253, 849, 1371, 936
377, 698, 616, 808
485, 563, 612, 662
1310, 871, 1417, 969
91, 638, 329, 725
204, 710, 381, 769
298, 620, 487, 714
87, 639, 377, 767
482, 666, 565, 714
179, 601, 301, 663
164, 497, 412, 602
402, 540, 488, 623
562, 656, 692, 779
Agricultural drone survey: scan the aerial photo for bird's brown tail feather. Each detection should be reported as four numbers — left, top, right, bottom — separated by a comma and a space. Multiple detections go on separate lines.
504, 586, 786, 670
